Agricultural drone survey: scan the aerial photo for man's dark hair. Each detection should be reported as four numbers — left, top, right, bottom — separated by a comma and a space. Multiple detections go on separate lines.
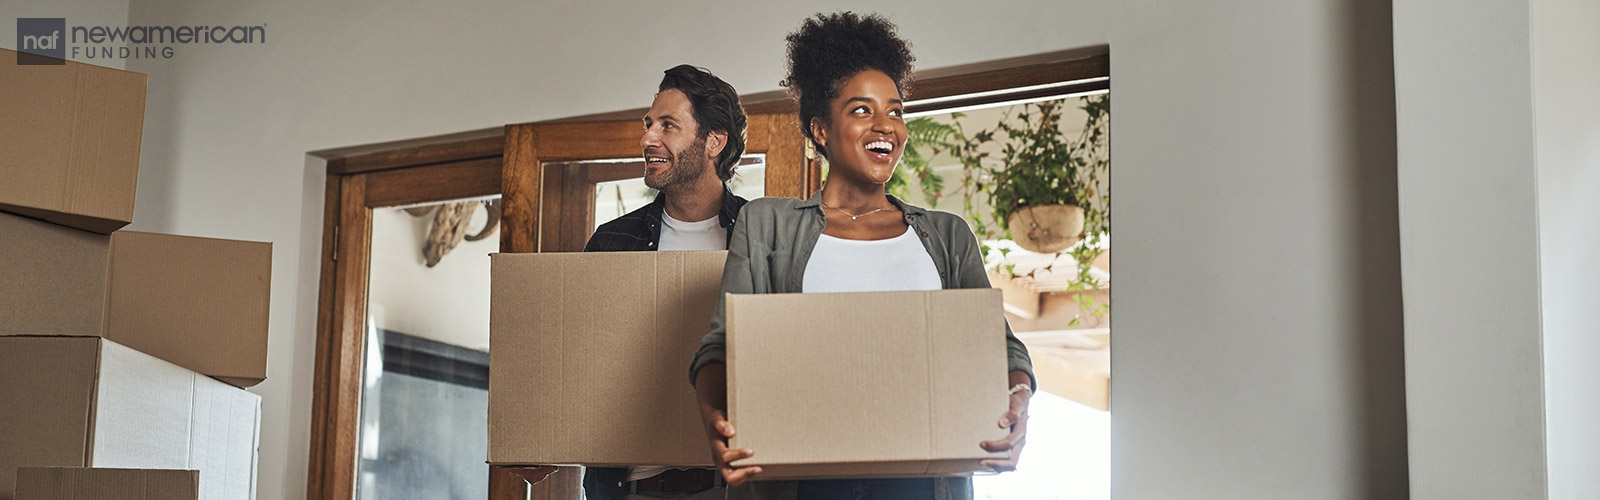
659, 64, 748, 182
780, 12, 915, 156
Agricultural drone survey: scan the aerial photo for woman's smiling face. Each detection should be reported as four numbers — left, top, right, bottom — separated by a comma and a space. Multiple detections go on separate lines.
811, 69, 907, 186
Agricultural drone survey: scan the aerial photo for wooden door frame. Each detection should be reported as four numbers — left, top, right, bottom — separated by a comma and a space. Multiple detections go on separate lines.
305, 128, 506, 500
305, 45, 1109, 500
502, 112, 806, 253
544, 156, 768, 252
503, 111, 811, 254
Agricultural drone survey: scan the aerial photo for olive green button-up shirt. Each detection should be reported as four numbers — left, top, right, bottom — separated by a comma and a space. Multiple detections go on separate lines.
689, 190, 1036, 500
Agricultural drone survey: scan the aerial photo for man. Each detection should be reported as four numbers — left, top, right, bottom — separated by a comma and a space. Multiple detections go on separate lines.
516, 64, 748, 500
585, 64, 749, 254
585, 62, 747, 500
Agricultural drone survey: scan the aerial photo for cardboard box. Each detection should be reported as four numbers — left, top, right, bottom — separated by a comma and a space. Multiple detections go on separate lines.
0, 48, 146, 234
0, 213, 273, 387
0, 212, 110, 336
102, 230, 273, 387
0, 337, 260, 500
488, 251, 725, 467
16, 468, 198, 500
725, 289, 1011, 480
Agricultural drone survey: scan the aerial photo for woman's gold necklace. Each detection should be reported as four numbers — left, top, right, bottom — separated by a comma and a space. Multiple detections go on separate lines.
821, 201, 892, 220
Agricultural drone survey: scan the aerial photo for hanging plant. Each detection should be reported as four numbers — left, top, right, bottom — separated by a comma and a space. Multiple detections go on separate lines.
898, 94, 1110, 275
947, 94, 1112, 323
967, 98, 1104, 252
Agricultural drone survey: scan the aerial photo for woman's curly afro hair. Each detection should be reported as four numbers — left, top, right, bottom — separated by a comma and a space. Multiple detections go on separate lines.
780, 12, 915, 155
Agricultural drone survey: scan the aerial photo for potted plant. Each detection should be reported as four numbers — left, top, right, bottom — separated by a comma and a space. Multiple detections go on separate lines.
952, 95, 1111, 325
954, 96, 1108, 253
900, 95, 1111, 324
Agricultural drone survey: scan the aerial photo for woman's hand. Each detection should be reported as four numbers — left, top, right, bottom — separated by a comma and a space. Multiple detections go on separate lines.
695, 363, 763, 486
979, 375, 1033, 472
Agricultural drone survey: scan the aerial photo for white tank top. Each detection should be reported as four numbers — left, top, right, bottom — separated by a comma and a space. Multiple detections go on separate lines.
802, 226, 942, 293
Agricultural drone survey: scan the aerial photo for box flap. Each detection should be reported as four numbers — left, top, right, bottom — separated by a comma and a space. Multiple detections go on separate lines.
488, 251, 722, 466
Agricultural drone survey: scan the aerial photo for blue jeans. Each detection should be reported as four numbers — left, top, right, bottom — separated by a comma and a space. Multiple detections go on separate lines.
795, 478, 936, 500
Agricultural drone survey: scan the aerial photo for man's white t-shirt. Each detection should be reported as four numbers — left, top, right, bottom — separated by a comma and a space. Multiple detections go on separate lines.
657, 211, 727, 251
802, 226, 942, 293
630, 211, 725, 483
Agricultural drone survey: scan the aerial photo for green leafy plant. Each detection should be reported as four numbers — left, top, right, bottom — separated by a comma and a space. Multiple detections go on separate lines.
985, 99, 1086, 231
949, 96, 1108, 241
944, 95, 1112, 324
1064, 95, 1111, 325
885, 116, 960, 205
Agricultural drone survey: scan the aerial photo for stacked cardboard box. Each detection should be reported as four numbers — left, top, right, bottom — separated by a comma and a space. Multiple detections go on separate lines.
0, 338, 260, 500
0, 49, 143, 234
487, 252, 1010, 479
0, 214, 272, 387
16, 468, 199, 500
1, 50, 268, 500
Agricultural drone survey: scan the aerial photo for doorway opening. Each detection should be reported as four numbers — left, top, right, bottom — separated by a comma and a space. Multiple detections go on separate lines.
306, 47, 1111, 500
900, 89, 1111, 500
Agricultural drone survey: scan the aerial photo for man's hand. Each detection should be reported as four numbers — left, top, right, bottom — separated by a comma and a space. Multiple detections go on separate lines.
695, 363, 762, 486
979, 374, 1033, 472
503, 465, 558, 485
702, 408, 763, 486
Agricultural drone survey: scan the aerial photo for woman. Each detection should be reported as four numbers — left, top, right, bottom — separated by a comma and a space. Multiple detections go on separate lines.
689, 12, 1036, 500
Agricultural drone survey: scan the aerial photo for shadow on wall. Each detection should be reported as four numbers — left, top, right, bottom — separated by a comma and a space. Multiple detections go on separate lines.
126, 65, 180, 233
1339, 0, 1408, 496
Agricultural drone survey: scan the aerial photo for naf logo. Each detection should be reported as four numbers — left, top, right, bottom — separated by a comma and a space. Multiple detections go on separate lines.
17, 18, 66, 65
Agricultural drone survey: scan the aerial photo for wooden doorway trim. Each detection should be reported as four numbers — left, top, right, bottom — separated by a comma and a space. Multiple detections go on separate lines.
305, 129, 505, 500
499, 111, 810, 254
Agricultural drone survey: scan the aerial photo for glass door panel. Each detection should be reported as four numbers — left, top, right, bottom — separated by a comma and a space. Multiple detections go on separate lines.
357, 195, 501, 500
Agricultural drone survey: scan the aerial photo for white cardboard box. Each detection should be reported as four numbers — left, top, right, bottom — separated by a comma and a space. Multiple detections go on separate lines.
0, 336, 260, 500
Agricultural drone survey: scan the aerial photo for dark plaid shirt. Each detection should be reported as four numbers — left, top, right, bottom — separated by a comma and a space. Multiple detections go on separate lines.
583, 188, 748, 252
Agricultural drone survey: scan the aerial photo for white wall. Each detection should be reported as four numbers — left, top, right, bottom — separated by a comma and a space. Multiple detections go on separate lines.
1393, 0, 1577, 498
1, 0, 129, 68
1108, 1, 1408, 498
1532, 0, 1600, 498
